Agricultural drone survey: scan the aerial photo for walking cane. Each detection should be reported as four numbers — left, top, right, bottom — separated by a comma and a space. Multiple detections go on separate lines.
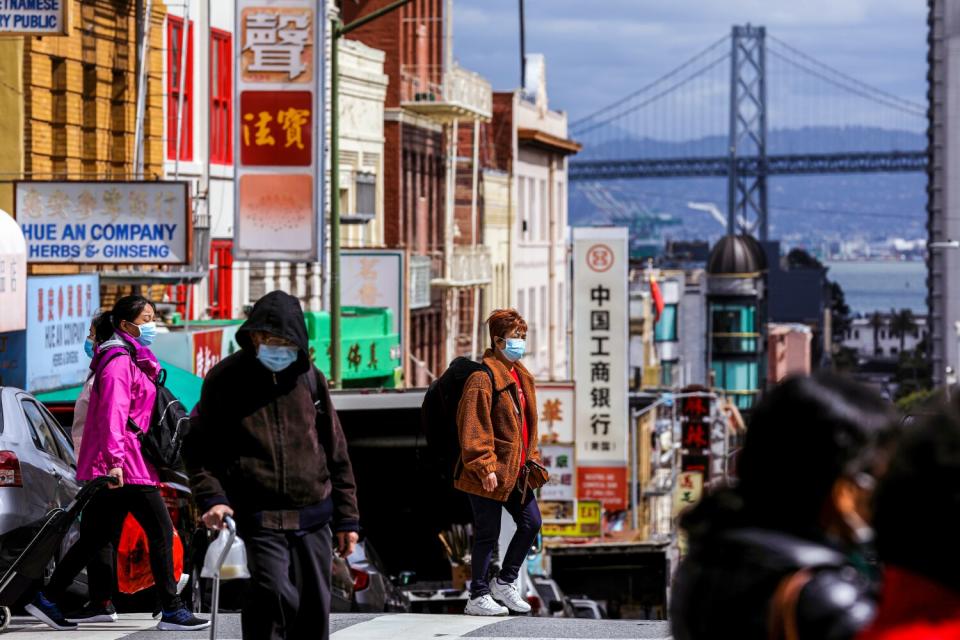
210, 516, 237, 640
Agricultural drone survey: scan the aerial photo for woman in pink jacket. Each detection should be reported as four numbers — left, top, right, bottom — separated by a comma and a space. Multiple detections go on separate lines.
25, 295, 208, 632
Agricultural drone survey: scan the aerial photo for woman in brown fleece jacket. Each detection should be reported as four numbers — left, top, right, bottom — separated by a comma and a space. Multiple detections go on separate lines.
456, 309, 545, 617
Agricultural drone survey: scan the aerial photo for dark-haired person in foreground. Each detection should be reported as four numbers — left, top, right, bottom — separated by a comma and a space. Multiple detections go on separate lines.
184, 290, 359, 640
671, 373, 899, 640
26, 296, 208, 632
856, 402, 960, 640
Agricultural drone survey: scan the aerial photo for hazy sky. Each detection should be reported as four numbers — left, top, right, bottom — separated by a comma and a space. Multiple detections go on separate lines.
452, 0, 928, 125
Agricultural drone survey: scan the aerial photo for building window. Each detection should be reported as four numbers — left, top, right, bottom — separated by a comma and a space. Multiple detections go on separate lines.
167, 15, 194, 161
654, 304, 678, 342
210, 29, 232, 164
854, 329, 860, 339
711, 360, 759, 409
518, 177, 526, 238
208, 240, 234, 319
661, 360, 677, 387
539, 179, 547, 242
527, 177, 535, 240
355, 172, 376, 220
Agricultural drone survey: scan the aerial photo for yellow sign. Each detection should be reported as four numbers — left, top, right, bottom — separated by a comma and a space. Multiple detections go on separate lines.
672, 471, 704, 517
542, 500, 602, 537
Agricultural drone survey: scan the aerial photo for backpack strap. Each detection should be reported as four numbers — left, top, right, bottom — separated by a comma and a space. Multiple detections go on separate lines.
767, 568, 815, 640
480, 364, 500, 412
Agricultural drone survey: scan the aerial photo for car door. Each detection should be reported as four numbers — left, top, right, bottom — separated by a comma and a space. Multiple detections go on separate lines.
17, 395, 74, 510
36, 401, 79, 511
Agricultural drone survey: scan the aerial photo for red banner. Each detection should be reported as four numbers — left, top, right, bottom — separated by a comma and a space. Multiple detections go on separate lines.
240, 90, 312, 166
193, 329, 224, 378
577, 466, 627, 511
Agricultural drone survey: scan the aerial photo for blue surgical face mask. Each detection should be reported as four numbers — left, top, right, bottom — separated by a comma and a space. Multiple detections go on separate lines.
257, 344, 299, 372
502, 338, 526, 362
83, 338, 95, 359
133, 321, 157, 347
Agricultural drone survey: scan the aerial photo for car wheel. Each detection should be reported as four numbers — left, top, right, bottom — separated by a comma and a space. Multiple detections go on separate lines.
0, 605, 10, 631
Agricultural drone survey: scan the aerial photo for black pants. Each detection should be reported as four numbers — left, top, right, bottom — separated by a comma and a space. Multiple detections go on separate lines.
468, 488, 542, 598
240, 524, 332, 640
46, 485, 178, 610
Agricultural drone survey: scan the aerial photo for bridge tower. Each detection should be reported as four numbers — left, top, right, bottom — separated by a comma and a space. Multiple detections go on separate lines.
727, 25, 768, 240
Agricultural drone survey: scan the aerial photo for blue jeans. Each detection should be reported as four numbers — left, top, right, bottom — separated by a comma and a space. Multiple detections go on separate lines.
467, 488, 542, 598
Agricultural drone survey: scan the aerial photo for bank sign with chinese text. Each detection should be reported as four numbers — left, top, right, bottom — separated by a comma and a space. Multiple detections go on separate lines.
15, 182, 190, 264
235, 1, 324, 262
0, 0, 69, 36
573, 227, 629, 511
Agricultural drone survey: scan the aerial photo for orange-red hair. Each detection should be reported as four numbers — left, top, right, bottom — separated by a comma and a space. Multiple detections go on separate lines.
487, 308, 528, 345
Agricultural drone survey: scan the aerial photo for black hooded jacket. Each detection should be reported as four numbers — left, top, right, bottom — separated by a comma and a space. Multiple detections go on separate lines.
183, 291, 359, 532
670, 490, 876, 640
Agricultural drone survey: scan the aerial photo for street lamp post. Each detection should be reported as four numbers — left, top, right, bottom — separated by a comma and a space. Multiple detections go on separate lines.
330, 0, 413, 388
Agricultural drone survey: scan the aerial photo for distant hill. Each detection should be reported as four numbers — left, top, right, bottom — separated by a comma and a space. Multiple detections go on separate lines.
569, 126, 927, 246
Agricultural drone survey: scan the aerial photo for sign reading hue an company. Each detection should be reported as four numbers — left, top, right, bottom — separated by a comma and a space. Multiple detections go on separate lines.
15, 182, 191, 264
234, 1, 325, 262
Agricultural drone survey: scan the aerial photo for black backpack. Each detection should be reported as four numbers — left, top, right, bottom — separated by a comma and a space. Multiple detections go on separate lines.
421, 357, 500, 484
97, 347, 189, 472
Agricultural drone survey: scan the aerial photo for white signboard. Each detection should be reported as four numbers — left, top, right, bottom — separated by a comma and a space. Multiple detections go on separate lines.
0, 1, 69, 36
341, 250, 404, 336
15, 182, 191, 264
26, 274, 99, 392
234, 0, 325, 262
0, 210, 26, 333
540, 444, 576, 502
573, 227, 629, 466
537, 382, 575, 444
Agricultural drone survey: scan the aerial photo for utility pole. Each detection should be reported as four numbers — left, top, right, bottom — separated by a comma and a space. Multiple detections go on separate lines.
519, 0, 526, 88
330, 0, 414, 388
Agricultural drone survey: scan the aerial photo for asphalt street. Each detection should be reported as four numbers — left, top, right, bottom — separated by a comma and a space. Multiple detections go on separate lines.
3, 613, 673, 639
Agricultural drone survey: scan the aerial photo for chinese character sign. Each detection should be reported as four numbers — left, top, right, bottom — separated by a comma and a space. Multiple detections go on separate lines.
537, 383, 575, 444
23, 274, 100, 393
15, 182, 190, 264
681, 394, 712, 454
672, 471, 704, 517
573, 227, 628, 466
540, 444, 576, 502
235, 2, 324, 262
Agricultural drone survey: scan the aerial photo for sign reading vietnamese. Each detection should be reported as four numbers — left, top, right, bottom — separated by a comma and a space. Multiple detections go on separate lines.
15, 182, 191, 264
0, 0, 69, 36
0, 210, 26, 333
573, 227, 628, 512
235, 1, 324, 262
0, 274, 100, 393
537, 382, 575, 444
542, 500, 602, 538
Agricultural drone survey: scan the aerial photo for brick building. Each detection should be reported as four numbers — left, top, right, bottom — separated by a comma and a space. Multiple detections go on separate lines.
0, 0, 168, 303
342, 0, 492, 385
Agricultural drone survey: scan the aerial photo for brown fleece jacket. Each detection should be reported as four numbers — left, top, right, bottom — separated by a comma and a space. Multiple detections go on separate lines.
454, 349, 543, 502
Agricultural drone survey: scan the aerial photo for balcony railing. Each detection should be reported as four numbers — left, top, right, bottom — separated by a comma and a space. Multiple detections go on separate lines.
401, 64, 492, 121
432, 245, 492, 287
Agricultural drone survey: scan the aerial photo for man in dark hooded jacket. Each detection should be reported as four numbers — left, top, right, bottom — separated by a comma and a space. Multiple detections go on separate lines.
183, 290, 359, 640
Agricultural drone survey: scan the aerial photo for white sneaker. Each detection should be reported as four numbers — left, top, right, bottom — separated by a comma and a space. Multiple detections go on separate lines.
464, 594, 509, 617
490, 578, 532, 614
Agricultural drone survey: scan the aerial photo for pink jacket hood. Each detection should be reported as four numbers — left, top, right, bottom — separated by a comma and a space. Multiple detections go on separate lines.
76, 331, 160, 486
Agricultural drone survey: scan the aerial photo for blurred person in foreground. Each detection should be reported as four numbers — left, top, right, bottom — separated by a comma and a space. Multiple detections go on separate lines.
671, 373, 899, 640
856, 402, 960, 640
184, 290, 359, 640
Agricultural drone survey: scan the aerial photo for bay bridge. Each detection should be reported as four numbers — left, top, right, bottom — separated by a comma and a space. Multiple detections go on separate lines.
568, 25, 928, 240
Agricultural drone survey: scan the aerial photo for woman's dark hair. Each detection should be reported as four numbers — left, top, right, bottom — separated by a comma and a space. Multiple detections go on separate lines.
93, 295, 156, 343
873, 401, 960, 591
736, 373, 897, 534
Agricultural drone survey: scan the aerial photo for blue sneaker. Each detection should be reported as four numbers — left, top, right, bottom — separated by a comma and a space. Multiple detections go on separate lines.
25, 592, 77, 630
157, 607, 210, 631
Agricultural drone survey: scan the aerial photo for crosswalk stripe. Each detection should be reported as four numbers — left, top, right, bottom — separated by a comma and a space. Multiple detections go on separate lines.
331, 613, 504, 640
4, 615, 159, 639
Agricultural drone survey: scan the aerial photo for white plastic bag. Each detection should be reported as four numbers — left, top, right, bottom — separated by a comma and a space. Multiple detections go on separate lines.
201, 529, 250, 581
